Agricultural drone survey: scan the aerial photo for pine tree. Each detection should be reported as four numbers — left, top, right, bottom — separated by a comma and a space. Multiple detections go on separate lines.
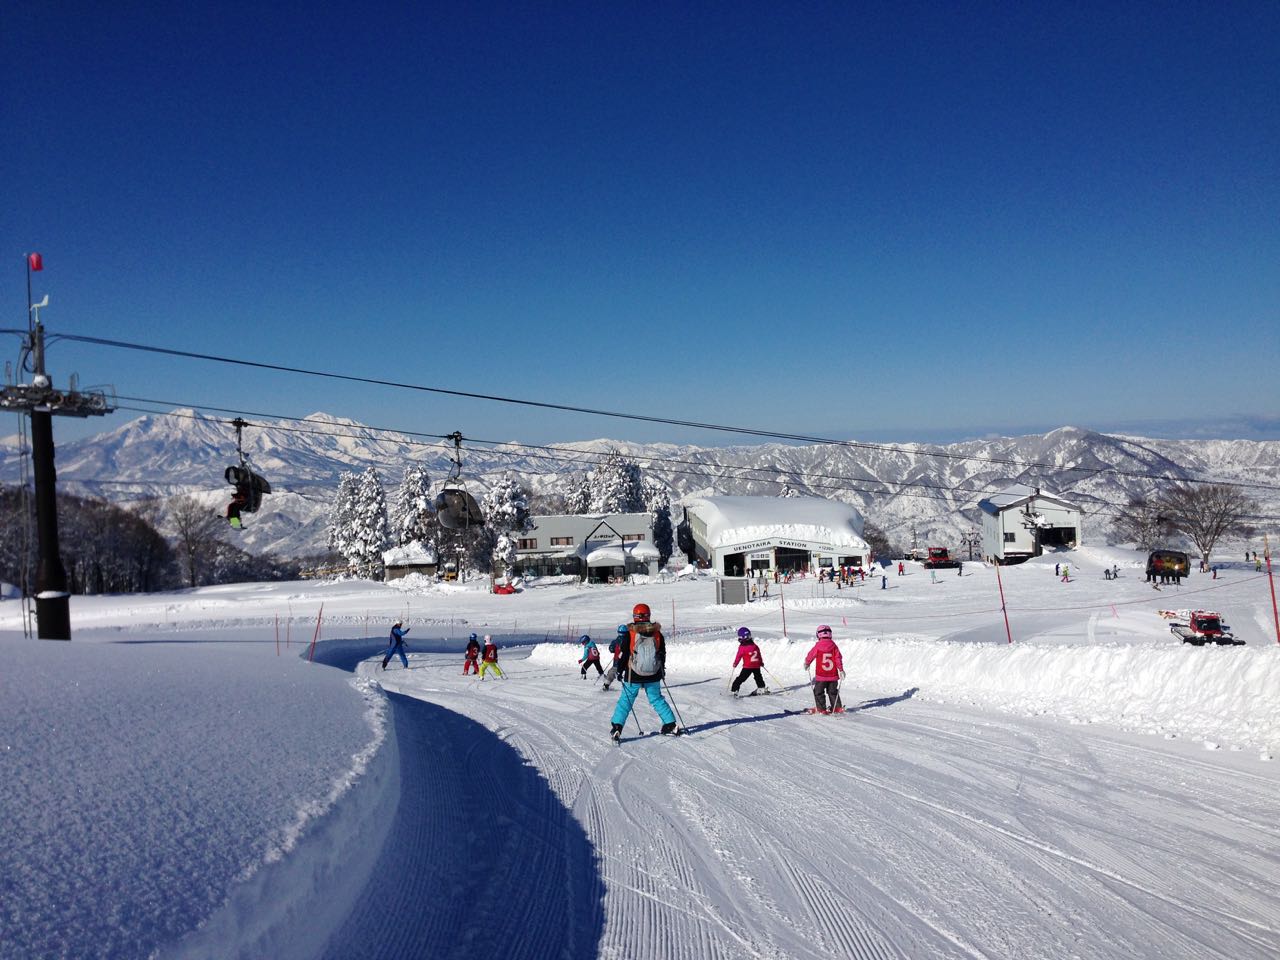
564, 473, 591, 514
779, 481, 800, 498
483, 472, 532, 578
644, 476, 674, 565
590, 449, 645, 513
393, 464, 435, 547
329, 467, 390, 579
327, 472, 359, 560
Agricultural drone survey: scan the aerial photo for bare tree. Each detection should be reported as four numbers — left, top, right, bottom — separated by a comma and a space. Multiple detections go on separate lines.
1110, 494, 1174, 551
1156, 483, 1257, 566
170, 495, 225, 587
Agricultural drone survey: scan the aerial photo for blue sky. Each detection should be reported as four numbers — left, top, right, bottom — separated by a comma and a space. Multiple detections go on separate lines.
4, 1, 1278, 449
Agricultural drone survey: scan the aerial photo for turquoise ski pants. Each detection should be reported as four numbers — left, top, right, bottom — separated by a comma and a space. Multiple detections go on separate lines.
611, 680, 675, 726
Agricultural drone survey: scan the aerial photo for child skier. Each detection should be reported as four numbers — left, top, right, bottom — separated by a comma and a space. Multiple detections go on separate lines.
463, 632, 481, 675
730, 626, 768, 697
382, 621, 409, 670
601, 625, 626, 691
578, 634, 603, 679
609, 602, 679, 742
803, 624, 844, 714
479, 635, 504, 679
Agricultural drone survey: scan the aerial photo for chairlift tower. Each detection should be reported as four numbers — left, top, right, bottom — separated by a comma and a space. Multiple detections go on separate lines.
0, 256, 114, 639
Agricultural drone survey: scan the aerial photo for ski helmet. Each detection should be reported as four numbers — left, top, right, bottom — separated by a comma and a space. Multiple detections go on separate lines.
484, 634, 492, 643
816, 624, 833, 638
617, 624, 629, 636
632, 602, 651, 622
469, 633, 478, 641
580, 634, 591, 644
737, 627, 752, 641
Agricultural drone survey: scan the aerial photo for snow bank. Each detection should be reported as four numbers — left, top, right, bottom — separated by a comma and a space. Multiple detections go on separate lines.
528, 636, 1280, 749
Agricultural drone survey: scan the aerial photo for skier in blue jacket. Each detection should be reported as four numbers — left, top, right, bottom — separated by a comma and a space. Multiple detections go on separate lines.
578, 634, 603, 678
382, 621, 409, 670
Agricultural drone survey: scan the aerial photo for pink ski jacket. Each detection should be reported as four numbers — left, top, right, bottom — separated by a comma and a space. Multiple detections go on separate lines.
733, 641, 764, 670
804, 637, 843, 681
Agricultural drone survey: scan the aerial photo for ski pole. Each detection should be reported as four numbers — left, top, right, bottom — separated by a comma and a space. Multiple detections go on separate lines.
763, 666, 790, 695
660, 675, 688, 732
626, 687, 645, 736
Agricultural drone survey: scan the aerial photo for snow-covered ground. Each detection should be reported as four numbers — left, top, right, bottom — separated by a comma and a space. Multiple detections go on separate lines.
2, 545, 1279, 959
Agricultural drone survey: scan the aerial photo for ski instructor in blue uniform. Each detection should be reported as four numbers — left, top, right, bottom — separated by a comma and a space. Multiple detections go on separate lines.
609, 602, 679, 742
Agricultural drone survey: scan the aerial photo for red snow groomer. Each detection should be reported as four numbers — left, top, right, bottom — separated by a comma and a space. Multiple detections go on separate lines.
1168, 610, 1240, 646
921, 546, 961, 569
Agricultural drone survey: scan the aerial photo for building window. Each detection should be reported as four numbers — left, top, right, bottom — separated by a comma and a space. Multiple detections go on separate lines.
518, 538, 537, 549
550, 536, 574, 546
1003, 532, 1016, 543
622, 534, 645, 542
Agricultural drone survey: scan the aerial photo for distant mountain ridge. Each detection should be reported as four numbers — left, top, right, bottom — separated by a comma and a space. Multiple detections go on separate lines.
1, 410, 1276, 559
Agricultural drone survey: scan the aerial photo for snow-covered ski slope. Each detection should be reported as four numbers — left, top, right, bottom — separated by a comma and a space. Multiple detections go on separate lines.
2, 544, 1279, 959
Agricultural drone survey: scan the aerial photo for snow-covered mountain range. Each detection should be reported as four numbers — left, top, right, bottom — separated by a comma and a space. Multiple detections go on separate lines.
2, 409, 1277, 559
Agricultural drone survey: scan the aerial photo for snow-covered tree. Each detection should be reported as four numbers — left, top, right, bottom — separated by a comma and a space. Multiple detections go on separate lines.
779, 481, 800, 498
393, 464, 435, 547
483, 472, 533, 577
348, 468, 390, 579
644, 476, 674, 565
590, 449, 646, 513
329, 468, 390, 579
564, 473, 591, 515
327, 472, 359, 558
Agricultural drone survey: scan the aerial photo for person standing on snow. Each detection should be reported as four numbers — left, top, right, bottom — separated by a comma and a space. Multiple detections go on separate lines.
730, 627, 768, 697
601, 625, 627, 691
479, 635, 504, 679
382, 621, 410, 671
578, 634, 603, 679
609, 602, 679, 742
463, 632, 481, 675
803, 624, 844, 714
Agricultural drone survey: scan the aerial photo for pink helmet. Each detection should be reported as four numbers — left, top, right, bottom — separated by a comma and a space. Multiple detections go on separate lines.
816, 624, 832, 638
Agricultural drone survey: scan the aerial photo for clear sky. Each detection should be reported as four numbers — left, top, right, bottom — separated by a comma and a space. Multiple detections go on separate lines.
4, 1, 1278, 450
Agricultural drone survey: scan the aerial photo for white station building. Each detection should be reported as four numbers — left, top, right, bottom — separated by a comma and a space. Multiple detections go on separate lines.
978, 484, 1083, 564
683, 495, 871, 577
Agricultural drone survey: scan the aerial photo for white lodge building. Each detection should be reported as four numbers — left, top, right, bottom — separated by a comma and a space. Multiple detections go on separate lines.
978, 484, 1083, 564
683, 495, 871, 577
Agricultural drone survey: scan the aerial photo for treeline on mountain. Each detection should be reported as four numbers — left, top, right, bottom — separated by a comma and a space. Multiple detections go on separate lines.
0, 487, 298, 596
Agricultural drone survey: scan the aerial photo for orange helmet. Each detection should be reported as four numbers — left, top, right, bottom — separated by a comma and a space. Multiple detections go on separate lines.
632, 602, 651, 622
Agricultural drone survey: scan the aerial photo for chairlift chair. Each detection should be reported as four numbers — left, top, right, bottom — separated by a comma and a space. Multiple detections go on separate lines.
434, 431, 485, 530
225, 417, 271, 526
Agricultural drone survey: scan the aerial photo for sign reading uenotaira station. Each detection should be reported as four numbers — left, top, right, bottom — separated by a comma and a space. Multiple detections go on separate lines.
727, 537, 830, 553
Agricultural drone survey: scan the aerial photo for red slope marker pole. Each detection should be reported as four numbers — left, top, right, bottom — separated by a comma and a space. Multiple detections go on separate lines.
995, 562, 1014, 644
1266, 534, 1279, 645
308, 603, 325, 662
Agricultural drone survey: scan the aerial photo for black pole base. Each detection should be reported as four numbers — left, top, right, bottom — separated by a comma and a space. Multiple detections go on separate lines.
36, 596, 71, 640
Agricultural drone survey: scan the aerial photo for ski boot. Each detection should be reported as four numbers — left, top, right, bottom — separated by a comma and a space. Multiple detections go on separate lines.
610, 723, 623, 744
832, 707, 845, 714
660, 721, 681, 736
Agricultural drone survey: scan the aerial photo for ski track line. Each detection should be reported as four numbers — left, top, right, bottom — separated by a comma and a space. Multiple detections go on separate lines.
765, 836, 906, 960
597, 758, 746, 960
842, 763, 1280, 947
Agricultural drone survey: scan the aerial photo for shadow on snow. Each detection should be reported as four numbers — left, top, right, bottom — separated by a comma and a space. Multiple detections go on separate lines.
308, 639, 606, 960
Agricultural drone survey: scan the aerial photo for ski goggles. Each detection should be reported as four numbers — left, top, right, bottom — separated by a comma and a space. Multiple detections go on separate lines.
816, 625, 833, 637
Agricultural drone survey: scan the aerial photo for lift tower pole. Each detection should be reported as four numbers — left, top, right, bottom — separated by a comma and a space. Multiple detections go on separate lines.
1, 254, 114, 639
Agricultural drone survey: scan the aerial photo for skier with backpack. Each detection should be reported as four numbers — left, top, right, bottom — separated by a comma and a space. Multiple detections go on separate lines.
479, 635, 504, 679
609, 602, 680, 742
803, 624, 844, 714
601, 624, 627, 691
578, 634, 603, 679
381, 621, 409, 671
730, 626, 769, 697
463, 632, 481, 675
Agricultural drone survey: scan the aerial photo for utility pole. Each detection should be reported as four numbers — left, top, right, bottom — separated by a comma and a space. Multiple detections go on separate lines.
1, 255, 114, 639
960, 530, 981, 561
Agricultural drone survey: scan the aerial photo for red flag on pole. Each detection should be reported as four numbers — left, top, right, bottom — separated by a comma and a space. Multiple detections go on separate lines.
27, 253, 43, 272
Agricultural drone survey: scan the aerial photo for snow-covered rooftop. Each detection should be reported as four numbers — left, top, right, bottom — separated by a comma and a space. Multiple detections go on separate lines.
686, 495, 868, 551
978, 483, 1080, 515
382, 542, 439, 566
